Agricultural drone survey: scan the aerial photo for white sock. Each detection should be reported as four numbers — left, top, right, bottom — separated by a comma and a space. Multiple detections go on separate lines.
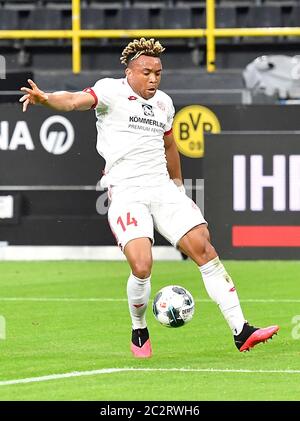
199, 257, 245, 335
127, 272, 151, 330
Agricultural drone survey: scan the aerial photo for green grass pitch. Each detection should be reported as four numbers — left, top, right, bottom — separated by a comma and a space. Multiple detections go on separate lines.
0, 260, 300, 401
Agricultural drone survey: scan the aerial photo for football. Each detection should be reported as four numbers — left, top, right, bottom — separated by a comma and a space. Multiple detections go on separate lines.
152, 285, 195, 327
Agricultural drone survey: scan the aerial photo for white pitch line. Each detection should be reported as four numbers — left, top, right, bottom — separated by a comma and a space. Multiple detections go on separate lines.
1, 367, 300, 387
0, 297, 299, 303
0, 297, 128, 302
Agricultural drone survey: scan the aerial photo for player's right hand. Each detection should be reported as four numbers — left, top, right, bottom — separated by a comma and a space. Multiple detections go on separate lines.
19, 79, 49, 112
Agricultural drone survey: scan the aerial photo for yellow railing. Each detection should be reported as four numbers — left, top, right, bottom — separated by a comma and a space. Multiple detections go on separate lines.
0, 0, 300, 73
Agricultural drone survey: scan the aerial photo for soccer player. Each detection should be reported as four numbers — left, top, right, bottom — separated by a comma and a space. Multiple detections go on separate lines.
20, 38, 279, 358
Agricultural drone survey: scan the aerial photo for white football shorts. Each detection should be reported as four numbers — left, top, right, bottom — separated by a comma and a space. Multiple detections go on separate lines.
107, 180, 206, 251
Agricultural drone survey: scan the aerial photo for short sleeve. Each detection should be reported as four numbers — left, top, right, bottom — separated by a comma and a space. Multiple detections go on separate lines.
83, 78, 115, 110
164, 98, 175, 135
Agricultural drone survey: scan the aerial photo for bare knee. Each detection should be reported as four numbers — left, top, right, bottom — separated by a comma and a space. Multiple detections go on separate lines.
130, 259, 152, 279
191, 233, 216, 264
124, 238, 153, 278
178, 225, 217, 266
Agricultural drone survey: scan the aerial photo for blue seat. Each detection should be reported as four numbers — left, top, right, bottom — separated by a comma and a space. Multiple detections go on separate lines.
25, 8, 62, 30
0, 9, 19, 30
285, 5, 300, 27
216, 6, 236, 28
161, 7, 192, 29
81, 8, 105, 30
118, 8, 150, 29
191, 6, 206, 28
245, 6, 282, 27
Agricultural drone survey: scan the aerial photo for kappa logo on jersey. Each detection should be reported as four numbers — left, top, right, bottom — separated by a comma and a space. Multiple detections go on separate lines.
142, 104, 154, 117
156, 101, 166, 112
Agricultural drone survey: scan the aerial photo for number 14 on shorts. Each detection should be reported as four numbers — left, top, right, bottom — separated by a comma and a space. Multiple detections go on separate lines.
117, 212, 138, 232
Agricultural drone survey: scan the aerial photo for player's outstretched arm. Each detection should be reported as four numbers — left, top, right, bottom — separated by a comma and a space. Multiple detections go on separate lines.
19, 79, 95, 112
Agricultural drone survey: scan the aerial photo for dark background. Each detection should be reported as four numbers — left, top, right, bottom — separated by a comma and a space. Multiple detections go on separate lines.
1, 104, 300, 254
205, 133, 300, 259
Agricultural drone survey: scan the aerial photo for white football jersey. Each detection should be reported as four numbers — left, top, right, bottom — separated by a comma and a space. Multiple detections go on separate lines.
84, 78, 175, 187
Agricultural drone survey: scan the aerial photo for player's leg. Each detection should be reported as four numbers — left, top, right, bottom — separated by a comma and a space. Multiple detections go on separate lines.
123, 237, 153, 358
124, 237, 152, 332
153, 180, 279, 352
155, 194, 247, 339
178, 224, 246, 336
108, 198, 154, 358
177, 224, 279, 351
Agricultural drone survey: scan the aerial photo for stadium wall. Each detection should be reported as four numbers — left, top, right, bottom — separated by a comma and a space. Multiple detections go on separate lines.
1, 103, 300, 259
205, 132, 300, 259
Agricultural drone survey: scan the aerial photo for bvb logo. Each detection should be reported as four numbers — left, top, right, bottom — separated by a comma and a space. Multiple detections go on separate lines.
173, 105, 221, 158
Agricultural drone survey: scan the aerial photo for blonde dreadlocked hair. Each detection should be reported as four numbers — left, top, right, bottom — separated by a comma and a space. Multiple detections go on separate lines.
120, 38, 165, 66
